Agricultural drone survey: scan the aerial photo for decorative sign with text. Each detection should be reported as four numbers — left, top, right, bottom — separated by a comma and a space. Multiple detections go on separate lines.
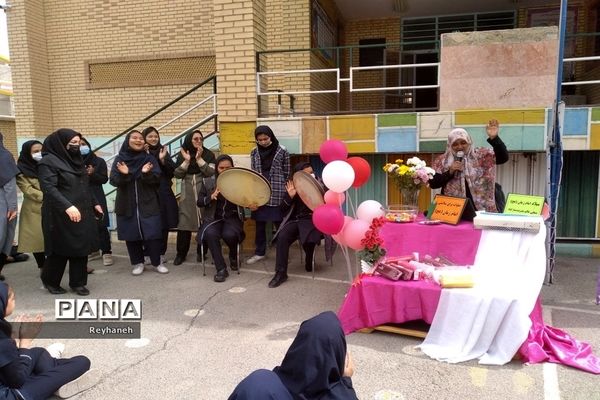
430, 195, 468, 225
503, 193, 545, 216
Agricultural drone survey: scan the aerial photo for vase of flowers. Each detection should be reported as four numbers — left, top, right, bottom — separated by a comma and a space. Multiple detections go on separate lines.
383, 157, 436, 207
357, 217, 386, 271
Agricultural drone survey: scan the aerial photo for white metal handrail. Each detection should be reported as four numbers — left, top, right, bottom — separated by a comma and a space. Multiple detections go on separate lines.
562, 56, 600, 86
256, 63, 440, 96
350, 63, 440, 92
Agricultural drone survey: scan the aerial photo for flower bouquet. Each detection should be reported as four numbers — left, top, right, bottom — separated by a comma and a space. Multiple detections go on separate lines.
383, 157, 436, 192
357, 217, 387, 273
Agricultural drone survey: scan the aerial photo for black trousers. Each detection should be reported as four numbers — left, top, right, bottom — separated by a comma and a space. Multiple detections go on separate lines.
17, 347, 90, 400
126, 238, 162, 266
176, 230, 202, 258
202, 221, 240, 272
42, 254, 88, 288
275, 222, 315, 274
97, 224, 112, 254
33, 252, 46, 269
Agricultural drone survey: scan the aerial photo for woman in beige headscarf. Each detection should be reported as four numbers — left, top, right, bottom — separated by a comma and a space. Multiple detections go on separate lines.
430, 119, 508, 212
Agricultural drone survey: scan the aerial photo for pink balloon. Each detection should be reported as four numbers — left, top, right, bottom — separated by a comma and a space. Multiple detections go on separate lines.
324, 190, 345, 206
332, 216, 353, 246
312, 204, 345, 235
343, 219, 370, 250
319, 140, 348, 164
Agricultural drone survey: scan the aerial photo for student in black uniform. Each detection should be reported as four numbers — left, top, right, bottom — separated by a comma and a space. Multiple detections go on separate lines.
0, 282, 99, 399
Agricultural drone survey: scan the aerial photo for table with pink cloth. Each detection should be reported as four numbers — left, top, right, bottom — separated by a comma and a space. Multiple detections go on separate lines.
338, 220, 600, 374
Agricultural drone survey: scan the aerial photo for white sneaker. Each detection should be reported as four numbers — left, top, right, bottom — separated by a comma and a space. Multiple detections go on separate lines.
143, 256, 151, 265
55, 368, 101, 398
161, 254, 168, 264
131, 263, 144, 276
102, 254, 113, 266
156, 264, 169, 274
46, 342, 65, 358
246, 254, 266, 265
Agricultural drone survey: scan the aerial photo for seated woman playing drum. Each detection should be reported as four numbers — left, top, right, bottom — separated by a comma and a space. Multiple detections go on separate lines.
196, 155, 245, 283
268, 162, 323, 288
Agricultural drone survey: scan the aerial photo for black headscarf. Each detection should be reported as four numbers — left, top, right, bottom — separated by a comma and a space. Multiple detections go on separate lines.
142, 126, 162, 159
41, 128, 84, 174
17, 140, 43, 178
215, 154, 234, 179
274, 311, 358, 400
294, 161, 311, 174
228, 369, 293, 400
254, 125, 279, 176
0, 132, 20, 187
116, 131, 159, 179
80, 137, 99, 167
175, 130, 216, 175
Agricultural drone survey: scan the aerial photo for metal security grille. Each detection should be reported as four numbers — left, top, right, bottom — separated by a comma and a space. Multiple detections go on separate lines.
87, 55, 216, 89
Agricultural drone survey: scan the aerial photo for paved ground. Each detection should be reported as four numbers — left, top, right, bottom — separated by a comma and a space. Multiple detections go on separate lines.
2, 238, 599, 400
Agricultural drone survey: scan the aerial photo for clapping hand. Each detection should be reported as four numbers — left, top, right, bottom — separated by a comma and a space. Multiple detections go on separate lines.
141, 162, 154, 173
211, 188, 220, 201
285, 181, 296, 197
159, 146, 168, 163
116, 161, 129, 175
180, 148, 191, 162
486, 119, 499, 139
195, 147, 204, 162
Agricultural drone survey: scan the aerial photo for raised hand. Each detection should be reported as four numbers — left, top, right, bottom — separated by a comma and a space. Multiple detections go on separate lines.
180, 148, 191, 162
141, 162, 153, 173
486, 119, 499, 139
211, 188, 220, 201
286, 180, 296, 197
195, 147, 204, 161
159, 146, 168, 162
116, 161, 129, 175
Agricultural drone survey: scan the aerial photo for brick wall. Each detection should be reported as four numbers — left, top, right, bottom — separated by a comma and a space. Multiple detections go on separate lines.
8, 0, 216, 138
0, 119, 17, 155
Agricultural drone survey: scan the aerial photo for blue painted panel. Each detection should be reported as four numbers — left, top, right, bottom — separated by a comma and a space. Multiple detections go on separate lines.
563, 108, 589, 136
279, 137, 300, 154
461, 126, 545, 151
377, 127, 417, 152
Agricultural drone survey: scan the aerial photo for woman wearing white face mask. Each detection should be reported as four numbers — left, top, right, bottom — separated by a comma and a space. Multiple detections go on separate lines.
16, 140, 46, 271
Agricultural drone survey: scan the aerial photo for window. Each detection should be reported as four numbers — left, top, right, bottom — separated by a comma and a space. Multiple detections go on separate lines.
359, 38, 386, 67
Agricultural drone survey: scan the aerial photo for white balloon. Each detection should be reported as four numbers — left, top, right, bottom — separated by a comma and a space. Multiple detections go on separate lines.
322, 160, 355, 193
356, 200, 385, 223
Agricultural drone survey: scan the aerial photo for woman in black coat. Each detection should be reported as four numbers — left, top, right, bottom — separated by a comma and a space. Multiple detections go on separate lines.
80, 137, 113, 266
38, 129, 101, 296
268, 162, 323, 288
110, 130, 165, 276
142, 126, 178, 263
196, 155, 245, 283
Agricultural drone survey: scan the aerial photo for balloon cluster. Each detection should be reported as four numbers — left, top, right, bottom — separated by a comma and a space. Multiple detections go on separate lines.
312, 139, 385, 251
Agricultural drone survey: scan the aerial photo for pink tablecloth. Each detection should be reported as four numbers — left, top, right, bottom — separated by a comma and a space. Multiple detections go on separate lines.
338, 276, 441, 335
380, 219, 481, 265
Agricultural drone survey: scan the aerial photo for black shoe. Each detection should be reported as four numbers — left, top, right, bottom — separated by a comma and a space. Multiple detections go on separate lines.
268, 272, 288, 288
71, 286, 90, 296
214, 269, 229, 283
305, 263, 313, 272
173, 255, 185, 266
46, 285, 67, 295
230, 258, 239, 271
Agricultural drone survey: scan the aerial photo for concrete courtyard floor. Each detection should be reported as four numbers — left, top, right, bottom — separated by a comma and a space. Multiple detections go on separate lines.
2, 239, 599, 400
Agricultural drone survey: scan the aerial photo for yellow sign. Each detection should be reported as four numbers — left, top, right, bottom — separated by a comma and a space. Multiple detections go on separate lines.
430, 195, 468, 225
504, 193, 545, 215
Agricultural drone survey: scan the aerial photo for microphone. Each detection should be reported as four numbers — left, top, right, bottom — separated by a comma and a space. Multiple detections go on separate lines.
454, 151, 464, 178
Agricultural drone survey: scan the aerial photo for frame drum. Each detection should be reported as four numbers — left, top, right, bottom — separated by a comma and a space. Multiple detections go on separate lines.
216, 167, 272, 208
293, 171, 325, 211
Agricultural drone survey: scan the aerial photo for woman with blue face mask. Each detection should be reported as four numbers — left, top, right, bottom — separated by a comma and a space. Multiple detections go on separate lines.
16, 140, 46, 271
80, 138, 113, 267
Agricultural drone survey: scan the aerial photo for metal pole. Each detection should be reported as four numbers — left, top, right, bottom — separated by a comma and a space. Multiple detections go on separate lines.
546, 0, 568, 284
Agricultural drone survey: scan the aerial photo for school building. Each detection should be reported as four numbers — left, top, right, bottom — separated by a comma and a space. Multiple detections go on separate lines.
3, 0, 600, 253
